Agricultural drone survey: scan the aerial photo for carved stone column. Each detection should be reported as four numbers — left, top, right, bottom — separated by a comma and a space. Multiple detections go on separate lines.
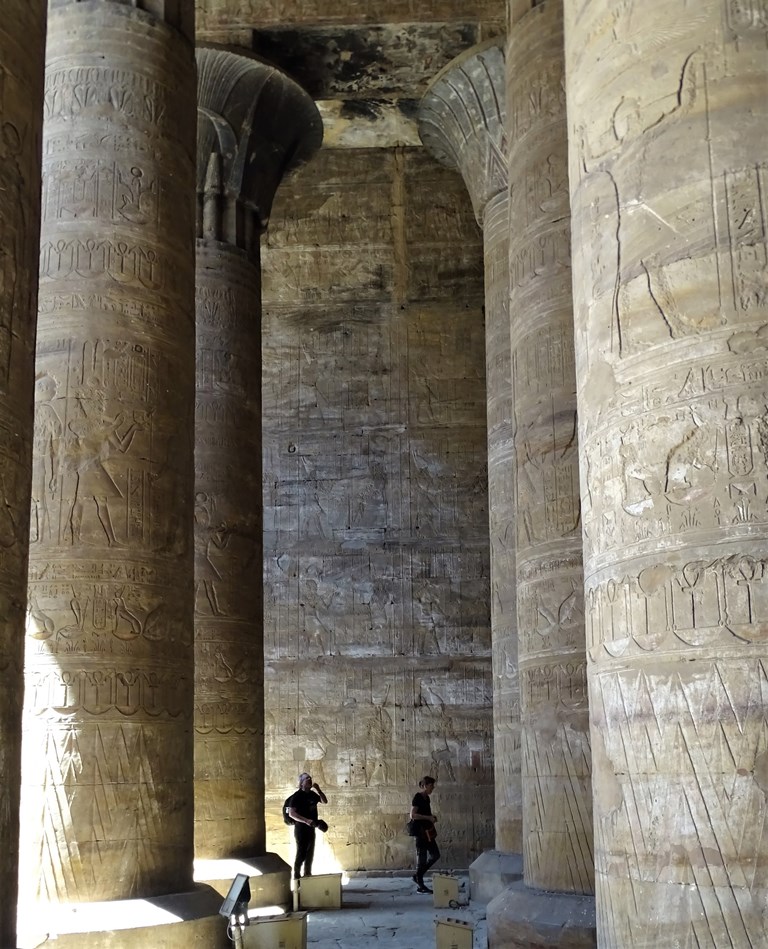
0, 5, 46, 948
485, 2, 595, 945
20, 2, 225, 945
193, 47, 322, 906
567, 1, 768, 945
419, 39, 524, 902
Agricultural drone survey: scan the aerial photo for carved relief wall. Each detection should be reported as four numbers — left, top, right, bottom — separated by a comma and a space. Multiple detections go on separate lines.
261, 145, 494, 869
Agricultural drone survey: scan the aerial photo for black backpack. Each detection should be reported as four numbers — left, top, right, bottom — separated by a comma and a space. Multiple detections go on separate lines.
283, 794, 296, 825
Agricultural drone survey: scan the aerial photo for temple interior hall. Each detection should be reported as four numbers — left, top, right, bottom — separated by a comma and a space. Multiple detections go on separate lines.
0, 1, 766, 947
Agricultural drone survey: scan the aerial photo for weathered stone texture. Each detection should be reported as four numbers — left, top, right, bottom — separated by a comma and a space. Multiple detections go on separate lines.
197, 0, 504, 32
508, 1, 593, 897
418, 39, 506, 224
194, 48, 322, 860
418, 38, 520, 855
261, 145, 493, 871
0, 4, 46, 946
566, 0, 768, 944
22, 0, 197, 904
484, 193, 521, 854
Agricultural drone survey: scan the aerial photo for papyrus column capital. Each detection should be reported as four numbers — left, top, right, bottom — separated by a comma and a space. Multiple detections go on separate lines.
196, 47, 323, 250
417, 38, 507, 226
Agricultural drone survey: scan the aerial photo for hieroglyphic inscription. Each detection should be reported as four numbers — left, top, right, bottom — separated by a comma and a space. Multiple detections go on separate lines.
25, 667, 188, 717
44, 67, 167, 126
507, 60, 565, 142
586, 555, 768, 659
42, 159, 161, 225
39, 238, 179, 294
581, 359, 768, 566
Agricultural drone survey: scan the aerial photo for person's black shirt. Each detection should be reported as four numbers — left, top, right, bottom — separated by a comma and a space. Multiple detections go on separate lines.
412, 792, 432, 817
289, 789, 320, 823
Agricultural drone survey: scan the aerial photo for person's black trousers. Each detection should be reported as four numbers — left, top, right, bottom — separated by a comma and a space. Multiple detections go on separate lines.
293, 824, 316, 879
415, 837, 440, 884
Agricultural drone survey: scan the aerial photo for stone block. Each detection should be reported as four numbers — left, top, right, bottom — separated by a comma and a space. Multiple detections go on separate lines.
194, 854, 292, 913
469, 850, 523, 903
17, 886, 230, 949
486, 881, 596, 948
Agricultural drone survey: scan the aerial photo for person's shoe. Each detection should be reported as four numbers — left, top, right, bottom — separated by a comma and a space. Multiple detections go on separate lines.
416, 885, 432, 894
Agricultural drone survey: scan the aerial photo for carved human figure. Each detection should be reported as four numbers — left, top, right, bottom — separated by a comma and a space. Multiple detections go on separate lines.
63, 390, 142, 546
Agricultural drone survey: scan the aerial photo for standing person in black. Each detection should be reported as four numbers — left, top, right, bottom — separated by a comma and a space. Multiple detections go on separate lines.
286, 772, 328, 881
411, 775, 439, 893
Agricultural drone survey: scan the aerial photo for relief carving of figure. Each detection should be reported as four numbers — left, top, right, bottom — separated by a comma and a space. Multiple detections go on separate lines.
63, 388, 144, 546
194, 491, 230, 616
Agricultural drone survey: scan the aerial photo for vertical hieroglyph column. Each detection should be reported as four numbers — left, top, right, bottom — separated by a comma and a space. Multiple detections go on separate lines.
419, 39, 524, 900
23, 0, 197, 904
567, 1, 768, 945
0, 4, 46, 946
194, 48, 322, 860
486, 2, 595, 945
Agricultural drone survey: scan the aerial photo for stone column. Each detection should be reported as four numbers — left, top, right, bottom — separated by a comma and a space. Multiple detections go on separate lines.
0, 5, 46, 948
566, 2, 768, 945
418, 39, 524, 902
192, 47, 322, 907
20, 2, 225, 945
485, 2, 595, 944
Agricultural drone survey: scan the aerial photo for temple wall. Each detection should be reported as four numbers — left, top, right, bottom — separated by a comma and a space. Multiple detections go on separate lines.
261, 145, 494, 870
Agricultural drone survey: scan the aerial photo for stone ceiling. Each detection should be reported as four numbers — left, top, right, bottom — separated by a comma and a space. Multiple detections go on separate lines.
196, 1, 506, 108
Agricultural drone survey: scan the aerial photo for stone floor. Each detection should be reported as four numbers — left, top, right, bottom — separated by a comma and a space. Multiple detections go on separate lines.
301, 873, 488, 948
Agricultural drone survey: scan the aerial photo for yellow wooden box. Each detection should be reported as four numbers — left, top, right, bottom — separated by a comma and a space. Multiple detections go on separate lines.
435, 916, 473, 949
432, 873, 460, 908
295, 873, 342, 910
238, 911, 307, 949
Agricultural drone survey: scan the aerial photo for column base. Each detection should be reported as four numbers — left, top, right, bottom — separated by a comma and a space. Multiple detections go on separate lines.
194, 853, 292, 913
487, 880, 596, 948
469, 850, 523, 903
17, 885, 230, 949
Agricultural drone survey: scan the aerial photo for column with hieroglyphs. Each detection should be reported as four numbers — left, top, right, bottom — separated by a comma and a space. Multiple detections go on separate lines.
0, 4, 47, 948
193, 46, 322, 907
485, 2, 596, 944
20, 2, 226, 945
566, 1, 768, 945
418, 37, 524, 903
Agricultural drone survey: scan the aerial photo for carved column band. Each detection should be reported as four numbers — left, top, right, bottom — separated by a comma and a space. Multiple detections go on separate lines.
0, 4, 46, 947
194, 48, 322, 860
23, 0, 197, 905
419, 40, 524, 900
567, 1, 768, 945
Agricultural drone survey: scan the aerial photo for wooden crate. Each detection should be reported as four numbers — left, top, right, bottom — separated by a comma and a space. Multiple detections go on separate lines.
435, 916, 473, 949
432, 873, 460, 908
238, 911, 307, 949
295, 873, 342, 910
